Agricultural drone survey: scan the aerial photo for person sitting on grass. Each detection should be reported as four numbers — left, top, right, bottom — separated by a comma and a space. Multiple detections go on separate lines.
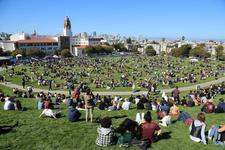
181, 96, 187, 106
0, 92, 4, 102
44, 98, 53, 109
96, 117, 115, 147
14, 100, 24, 111
215, 98, 225, 113
115, 118, 138, 147
37, 96, 44, 110
157, 99, 170, 119
68, 101, 81, 122
201, 100, 215, 113
189, 112, 207, 144
137, 111, 161, 144
39, 108, 61, 119
187, 96, 196, 107
121, 98, 131, 110
169, 102, 180, 116
4, 97, 15, 110
208, 124, 225, 146
159, 111, 171, 127
137, 101, 145, 110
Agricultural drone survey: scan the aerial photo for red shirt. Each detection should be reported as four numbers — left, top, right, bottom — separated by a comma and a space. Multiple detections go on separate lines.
172, 89, 180, 97
44, 100, 50, 109
73, 91, 80, 100
203, 102, 215, 113
140, 122, 160, 142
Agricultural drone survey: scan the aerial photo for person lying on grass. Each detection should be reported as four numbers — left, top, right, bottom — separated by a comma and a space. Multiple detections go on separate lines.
39, 109, 61, 119
177, 111, 193, 126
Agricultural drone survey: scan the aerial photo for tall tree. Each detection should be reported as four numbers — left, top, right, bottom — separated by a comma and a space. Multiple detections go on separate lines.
126, 37, 132, 44
113, 43, 127, 52
170, 44, 192, 57
145, 45, 156, 56
215, 45, 224, 60
189, 44, 210, 58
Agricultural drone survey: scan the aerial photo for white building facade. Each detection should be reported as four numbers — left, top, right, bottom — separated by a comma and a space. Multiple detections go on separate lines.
0, 41, 15, 52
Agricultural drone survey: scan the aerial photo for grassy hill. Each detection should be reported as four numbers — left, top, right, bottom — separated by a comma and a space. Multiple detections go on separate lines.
0, 85, 224, 150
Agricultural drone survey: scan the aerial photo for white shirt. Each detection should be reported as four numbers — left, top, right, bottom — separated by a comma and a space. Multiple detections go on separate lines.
201, 97, 208, 103
135, 113, 144, 124
135, 98, 140, 104
40, 109, 56, 118
159, 115, 171, 127
4, 100, 11, 110
122, 101, 131, 110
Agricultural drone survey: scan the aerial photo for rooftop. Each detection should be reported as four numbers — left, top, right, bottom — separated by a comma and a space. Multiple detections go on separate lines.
16, 39, 57, 43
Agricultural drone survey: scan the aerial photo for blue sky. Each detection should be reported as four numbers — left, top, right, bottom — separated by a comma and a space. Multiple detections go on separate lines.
1, 0, 225, 40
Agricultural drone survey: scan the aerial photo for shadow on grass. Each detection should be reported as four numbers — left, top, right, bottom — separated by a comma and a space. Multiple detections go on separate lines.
171, 120, 177, 124
0, 128, 14, 135
110, 115, 128, 119
159, 131, 172, 141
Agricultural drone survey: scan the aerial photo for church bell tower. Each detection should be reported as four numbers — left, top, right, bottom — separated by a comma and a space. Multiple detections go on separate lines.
63, 16, 72, 37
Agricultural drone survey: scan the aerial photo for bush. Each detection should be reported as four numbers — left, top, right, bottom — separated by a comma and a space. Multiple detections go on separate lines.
84, 45, 113, 54
11, 49, 26, 57
26, 48, 46, 57
113, 43, 127, 52
61, 49, 72, 58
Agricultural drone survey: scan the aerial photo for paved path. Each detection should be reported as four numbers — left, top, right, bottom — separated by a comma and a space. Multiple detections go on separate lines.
1, 77, 225, 96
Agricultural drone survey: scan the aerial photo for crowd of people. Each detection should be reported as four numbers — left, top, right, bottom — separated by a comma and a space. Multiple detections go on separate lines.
2, 56, 224, 92
1, 80, 225, 148
0, 56, 225, 149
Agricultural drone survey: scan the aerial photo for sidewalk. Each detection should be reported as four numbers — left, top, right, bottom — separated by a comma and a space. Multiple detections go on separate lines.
1, 76, 225, 95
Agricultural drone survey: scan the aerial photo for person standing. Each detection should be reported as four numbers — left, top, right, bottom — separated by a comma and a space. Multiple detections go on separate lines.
22, 75, 26, 89
84, 88, 94, 122
49, 79, 52, 91
172, 86, 180, 104
132, 82, 136, 93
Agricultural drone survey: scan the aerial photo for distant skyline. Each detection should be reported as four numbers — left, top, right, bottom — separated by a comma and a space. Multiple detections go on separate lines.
1, 0, 225, 40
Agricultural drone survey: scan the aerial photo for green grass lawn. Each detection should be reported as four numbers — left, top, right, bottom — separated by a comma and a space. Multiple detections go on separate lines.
0, 85, 225, 150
